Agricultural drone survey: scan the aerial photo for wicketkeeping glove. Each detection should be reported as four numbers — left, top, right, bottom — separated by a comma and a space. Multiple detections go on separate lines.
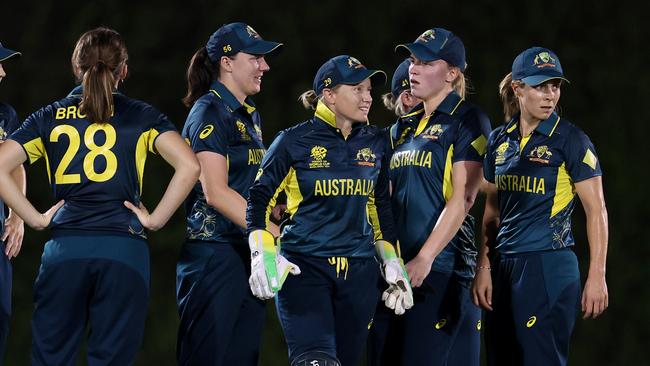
375, 240, 414, 315
248, 229, 300, 300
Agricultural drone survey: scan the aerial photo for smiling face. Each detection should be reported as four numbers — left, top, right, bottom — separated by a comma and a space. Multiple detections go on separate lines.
408, 56, 457, 101
513, 79, 562, 122
327, 78, 373, 123
222, 52, 270, 98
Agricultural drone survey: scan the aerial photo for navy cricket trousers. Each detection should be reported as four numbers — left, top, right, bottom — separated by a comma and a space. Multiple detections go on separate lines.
176, 241, 266, 366
31, 235, 150, 366
276, 251, 381, 366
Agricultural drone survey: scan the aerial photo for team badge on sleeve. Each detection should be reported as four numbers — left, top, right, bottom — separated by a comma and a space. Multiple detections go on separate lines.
582, 148, 598, 170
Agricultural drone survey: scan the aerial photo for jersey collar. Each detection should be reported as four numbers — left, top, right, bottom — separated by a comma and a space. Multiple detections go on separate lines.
209, 81, 257, 114
506, 112, 561, 137
313, 100, 368, 130
399, 91, 463, 123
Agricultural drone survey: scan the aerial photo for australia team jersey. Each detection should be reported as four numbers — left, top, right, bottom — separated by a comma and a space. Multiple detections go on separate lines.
484, 112, 602, 254
247, 101, 396, 258
0, 102, 20, 236
9, 86, 176, 239
388, 92, 491, 278
183, 81, 266, 244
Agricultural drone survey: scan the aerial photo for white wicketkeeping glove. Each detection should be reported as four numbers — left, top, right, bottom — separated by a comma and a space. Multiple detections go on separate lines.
248, 229, 300, 300
375, 240, 414, 315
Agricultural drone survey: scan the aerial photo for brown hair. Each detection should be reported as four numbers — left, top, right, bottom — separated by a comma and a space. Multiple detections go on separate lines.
71, 27, 128, 124
182, 47, 220, 107
499, 72, 519, 122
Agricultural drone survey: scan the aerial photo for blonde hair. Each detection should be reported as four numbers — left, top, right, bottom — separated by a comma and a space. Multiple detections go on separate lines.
499, 72, 519, 122
382, 92, 410, 116
452, 72, 466, 99
298, 90, 319, 110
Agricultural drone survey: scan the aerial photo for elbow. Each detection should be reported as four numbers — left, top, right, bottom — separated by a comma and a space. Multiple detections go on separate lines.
187, 158, 201, 182
463, 193, 477, 213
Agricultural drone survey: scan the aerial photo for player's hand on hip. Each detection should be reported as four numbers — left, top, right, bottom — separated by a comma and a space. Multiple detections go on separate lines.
31, 200, 65, 231
3, 214, 25, 259
582, 274, 608, 319
405, 253, 434, 288
471, 266, 493, 311
124, 201, 160, 231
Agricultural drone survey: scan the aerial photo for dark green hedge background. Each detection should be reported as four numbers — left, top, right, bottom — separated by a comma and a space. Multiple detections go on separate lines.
1, 0, 647, 364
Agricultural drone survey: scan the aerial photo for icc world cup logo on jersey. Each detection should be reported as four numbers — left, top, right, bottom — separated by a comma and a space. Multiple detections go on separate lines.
528, 145, 552, 164
495, 142, 510, 164
355, 147, 376, 167
309, 145, 330, 169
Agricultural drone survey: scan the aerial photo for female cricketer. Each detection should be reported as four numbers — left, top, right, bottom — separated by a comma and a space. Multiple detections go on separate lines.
0, 27, 199, 365
246, 55, 412, 366
176, 22, 282, 366
369, 28, 491, 366
472, 46, 609, 366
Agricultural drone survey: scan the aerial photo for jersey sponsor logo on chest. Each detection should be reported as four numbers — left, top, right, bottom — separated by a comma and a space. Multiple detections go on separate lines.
390, 149, 432, 169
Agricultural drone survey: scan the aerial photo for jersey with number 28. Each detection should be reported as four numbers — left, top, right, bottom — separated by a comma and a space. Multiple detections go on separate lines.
10, 86, 176, 238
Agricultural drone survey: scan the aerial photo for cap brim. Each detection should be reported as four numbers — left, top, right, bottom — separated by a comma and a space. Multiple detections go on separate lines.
241, 40, 283, 55
520, 75, 570, 87
341, 69, 387, 87
0, 48, 21, 62
395, 43, 441, 63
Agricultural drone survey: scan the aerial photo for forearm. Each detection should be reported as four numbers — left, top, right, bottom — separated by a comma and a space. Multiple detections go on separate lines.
586, 206, 608, 276
209, 186, 248, 230
7, 165, 26, 220
418, 196, 468, 259
0, 171, 41, 228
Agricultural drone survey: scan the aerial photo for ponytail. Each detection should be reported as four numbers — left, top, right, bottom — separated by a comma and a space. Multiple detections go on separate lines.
298, 90, 319, 110
183, 47, 219, 107
499, 72, 519, 122
80, 61, 115, 123
452, 72, 467, 99
71, 27, 128, 124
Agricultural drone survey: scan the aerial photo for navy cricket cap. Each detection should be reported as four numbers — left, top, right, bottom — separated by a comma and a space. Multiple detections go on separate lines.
396, 28, 466, 72
391, 59, 411, 97
313, 55, 386, 96
0, 42, 21, 62
206, 22, 282, 62
512, 47, 569, 86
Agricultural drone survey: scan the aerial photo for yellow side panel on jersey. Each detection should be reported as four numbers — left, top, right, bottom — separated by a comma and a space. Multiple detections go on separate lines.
551, 163, 575, 218
443, 144, 454, 201
366, 191, 383, 241
284, 168, 303, 219
135, 129, 158, 192
264, 167, 303, 228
